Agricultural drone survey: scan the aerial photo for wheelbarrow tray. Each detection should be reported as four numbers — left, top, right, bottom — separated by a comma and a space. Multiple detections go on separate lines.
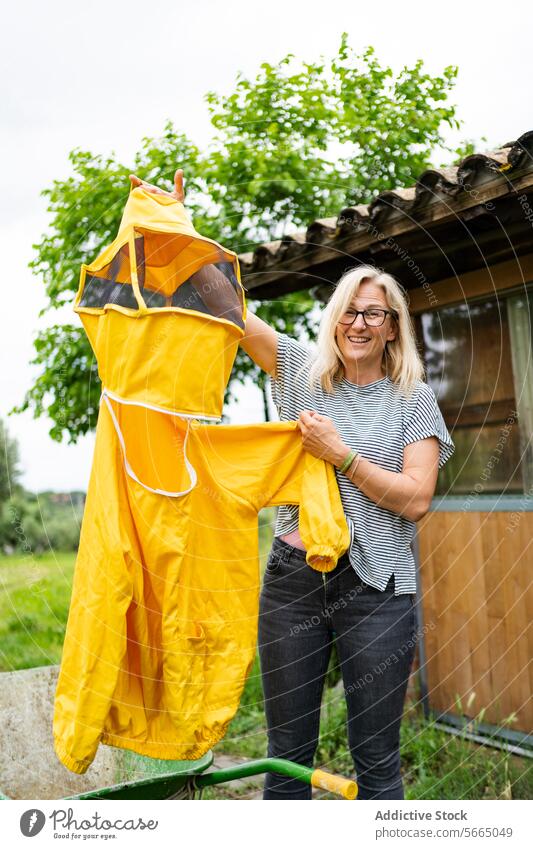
0, 666, 356, 800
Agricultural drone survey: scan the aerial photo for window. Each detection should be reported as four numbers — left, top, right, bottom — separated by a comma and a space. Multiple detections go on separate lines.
416, 289, 533, 496
79, 244, 138, 310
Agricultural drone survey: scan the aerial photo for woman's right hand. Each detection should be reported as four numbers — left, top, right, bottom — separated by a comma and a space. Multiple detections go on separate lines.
129, 168, 185, 202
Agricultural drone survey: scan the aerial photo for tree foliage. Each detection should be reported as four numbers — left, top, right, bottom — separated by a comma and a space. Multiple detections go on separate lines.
17, 34, 462, 441
0, 418, 20, 506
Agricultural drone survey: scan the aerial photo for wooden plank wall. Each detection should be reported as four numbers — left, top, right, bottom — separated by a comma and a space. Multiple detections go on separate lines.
417, 511, 532, 734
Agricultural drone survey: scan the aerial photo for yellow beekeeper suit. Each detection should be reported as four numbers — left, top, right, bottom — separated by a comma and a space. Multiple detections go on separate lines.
53, 186, 350, 775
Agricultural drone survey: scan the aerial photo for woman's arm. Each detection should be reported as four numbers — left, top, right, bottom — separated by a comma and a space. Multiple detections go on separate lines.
297, 410, 439, 523
239, 311, 279, 377
345, 438, 440, 522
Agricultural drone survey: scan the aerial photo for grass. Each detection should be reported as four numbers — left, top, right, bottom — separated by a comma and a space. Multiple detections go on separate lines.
1, 542, 531, 800
399, 704, 533, 800
0, 551, 75, 671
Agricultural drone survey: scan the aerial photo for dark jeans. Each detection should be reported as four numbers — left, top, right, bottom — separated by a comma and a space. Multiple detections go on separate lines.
258, 536, 417, 800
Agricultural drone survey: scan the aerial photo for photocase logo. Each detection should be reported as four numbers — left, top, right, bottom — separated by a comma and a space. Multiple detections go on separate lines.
20, 809, 46, 837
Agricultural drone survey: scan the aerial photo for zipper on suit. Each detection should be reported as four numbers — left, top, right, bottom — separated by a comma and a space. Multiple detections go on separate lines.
322, 572, 327, 612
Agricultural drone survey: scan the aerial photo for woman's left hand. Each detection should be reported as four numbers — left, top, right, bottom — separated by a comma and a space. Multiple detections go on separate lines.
298, 410, 349, 467
129, 169, 185, 202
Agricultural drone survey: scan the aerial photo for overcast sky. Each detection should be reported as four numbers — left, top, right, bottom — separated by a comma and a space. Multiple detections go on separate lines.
2, 0, 532, 492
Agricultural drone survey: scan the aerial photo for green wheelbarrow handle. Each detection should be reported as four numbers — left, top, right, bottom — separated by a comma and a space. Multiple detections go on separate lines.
196, 758, 358, 800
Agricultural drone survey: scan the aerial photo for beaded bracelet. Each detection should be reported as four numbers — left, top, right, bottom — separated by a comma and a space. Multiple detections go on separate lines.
338, 448, 359, 474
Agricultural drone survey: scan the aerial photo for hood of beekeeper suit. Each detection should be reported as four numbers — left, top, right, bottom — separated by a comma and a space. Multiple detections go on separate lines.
74, 185, 246, 420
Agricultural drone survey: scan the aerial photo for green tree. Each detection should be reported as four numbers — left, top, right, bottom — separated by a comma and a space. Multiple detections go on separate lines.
0, 418, 20, 505
16, 33, 462, 442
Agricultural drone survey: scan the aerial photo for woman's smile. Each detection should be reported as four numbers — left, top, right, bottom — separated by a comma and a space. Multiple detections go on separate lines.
345, 334, 372, 345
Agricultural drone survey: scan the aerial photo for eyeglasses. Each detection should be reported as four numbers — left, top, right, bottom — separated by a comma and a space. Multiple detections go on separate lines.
338, 308, 398, 328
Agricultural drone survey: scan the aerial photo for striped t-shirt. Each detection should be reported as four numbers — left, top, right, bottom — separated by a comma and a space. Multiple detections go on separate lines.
269, 332, 455, 595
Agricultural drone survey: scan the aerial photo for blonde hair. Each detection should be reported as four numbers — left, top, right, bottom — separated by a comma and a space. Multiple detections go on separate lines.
308, 265, 424, 397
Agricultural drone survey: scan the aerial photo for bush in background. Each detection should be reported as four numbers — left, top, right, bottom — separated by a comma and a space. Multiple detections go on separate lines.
0, 490, 84, 554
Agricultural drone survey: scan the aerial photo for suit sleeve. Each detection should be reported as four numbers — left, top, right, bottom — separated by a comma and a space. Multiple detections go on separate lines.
296, 450, 351, 573
239, 424, 350, 573
192, 421, 350, 574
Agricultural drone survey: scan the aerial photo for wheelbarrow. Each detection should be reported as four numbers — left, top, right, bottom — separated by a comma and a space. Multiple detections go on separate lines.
0, 666, 357, 800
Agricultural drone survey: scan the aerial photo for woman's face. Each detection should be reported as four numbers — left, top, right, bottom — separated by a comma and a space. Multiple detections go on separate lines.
335, 280, 397, 373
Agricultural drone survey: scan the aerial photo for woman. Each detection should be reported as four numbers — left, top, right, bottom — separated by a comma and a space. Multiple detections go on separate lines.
130, 170, 455, 800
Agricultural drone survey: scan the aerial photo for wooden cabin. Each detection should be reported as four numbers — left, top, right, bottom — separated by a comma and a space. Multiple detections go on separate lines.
239, 131, 533, 748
